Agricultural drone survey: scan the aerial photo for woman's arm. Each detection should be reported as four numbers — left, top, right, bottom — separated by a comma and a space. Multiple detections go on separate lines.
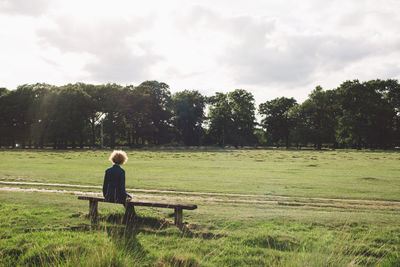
121, 170, 127, 195
102, 171, 107, 195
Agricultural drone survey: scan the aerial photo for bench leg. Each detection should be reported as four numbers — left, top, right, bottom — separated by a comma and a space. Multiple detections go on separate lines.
123, 203, 136, 225
174, 208, 183, 228
89, 200, 98, 224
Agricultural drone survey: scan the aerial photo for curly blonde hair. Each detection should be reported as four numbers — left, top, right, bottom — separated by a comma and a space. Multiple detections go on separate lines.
109, 150, 128, 165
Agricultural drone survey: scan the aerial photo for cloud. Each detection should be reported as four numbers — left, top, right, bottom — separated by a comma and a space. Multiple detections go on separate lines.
176, 4, 400, 90
2, 0, 400, 103
0, 0, 52, 16
84, 46, 162, 83
36, 16, 162, 83
189, 7, 396, 87
223, 33, 379, 86
178, 6, 275, 43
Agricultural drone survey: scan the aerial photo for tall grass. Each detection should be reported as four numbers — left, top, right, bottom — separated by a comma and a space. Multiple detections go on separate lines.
1, 216, 398, 266
1, 197, 400, 266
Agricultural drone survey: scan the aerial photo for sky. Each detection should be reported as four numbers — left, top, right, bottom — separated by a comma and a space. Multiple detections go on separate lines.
0, 0, 399, 104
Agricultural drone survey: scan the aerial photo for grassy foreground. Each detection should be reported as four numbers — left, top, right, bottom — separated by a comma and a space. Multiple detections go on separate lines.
0, 191, 399, 266
0, 149, 400, 266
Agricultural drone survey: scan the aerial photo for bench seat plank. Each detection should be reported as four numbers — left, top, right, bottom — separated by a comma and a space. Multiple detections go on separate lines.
78, 195, 197, 228
78, 196, 197, 210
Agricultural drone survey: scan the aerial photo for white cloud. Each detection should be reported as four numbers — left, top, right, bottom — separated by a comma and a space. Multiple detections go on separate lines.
222, 33, 379, 86
0, 0, 52, 16
36, 15, 162, 83
0, 0, 399, 102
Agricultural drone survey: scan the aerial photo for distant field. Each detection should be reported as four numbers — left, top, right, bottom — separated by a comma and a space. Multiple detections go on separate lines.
0, 149, 400, 200
0, 149, 399, 266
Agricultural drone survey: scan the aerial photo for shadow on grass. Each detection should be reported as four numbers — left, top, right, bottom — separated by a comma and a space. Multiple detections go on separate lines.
101, 213, 171, 230
24, 224, 92, 232
101, 225, 147, 257
243, 234, 299, 252
100, 213, 226, 240
138, 227, 226, 240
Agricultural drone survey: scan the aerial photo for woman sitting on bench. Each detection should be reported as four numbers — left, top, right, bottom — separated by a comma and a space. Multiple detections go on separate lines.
103, 150, 132, 205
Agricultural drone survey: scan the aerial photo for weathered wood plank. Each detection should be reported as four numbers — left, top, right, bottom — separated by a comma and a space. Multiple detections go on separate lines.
174, 207, 183, 227
89, 199, 98, 224
78, 196, 197, 210
79, 196, 197, 229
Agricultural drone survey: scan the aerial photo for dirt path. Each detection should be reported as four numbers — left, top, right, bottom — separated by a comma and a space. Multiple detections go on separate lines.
1, 180, 399, 205
0, 186, 276, 204
1, 183, 400, 211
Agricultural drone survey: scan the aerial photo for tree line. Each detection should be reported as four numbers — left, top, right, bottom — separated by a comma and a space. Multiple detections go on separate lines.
0, 79, 399, 149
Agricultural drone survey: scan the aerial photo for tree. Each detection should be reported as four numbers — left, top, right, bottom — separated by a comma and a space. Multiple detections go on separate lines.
291, 86, 338, 149
172, 90, 206, 145
207, 92, 233, 146
98, 83, 125, 148
288, 104, 311, 147
134, 81, 172, 145
373, 79, 400, 146
80, 83, 104, 147
0, 85, 38, 148
0, 87, 8, 96
207, 89, 256, 147
335, 80, 394, 149
259, 97, 297, 147
48, 84, 91, 148
120, 84, 153, 146
0, 89, 11, 147
28, 83, 57, 148
228, 89, 256, 146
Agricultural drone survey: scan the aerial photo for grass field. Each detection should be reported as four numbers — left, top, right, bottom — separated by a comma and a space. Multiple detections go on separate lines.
0, 149, 399, 266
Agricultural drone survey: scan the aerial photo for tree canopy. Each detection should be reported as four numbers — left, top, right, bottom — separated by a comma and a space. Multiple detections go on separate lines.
1, 79, 400, 149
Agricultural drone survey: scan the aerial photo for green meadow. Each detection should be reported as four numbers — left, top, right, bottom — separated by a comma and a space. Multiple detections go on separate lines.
0, 149, 399, 266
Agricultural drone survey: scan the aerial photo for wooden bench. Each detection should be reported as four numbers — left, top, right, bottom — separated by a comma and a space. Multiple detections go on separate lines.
78, 196, 197, 228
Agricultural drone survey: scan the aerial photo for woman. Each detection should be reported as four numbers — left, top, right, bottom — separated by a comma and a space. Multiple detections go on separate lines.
103, 150, 132, 204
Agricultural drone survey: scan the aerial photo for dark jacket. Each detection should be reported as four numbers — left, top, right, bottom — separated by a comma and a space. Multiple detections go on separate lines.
102, 165, 129, 203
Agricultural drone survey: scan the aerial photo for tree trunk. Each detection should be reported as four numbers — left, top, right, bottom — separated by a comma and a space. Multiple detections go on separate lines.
110, 131, 115, 149
222, 128, 225, 147
39, 136, 44, 149
100, 121, 104, 148
127, 127, 132, 147
80, 133, 84, 149
357, 136, 362, 150
91, 119, 96, 147
285, 135, 289, 149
